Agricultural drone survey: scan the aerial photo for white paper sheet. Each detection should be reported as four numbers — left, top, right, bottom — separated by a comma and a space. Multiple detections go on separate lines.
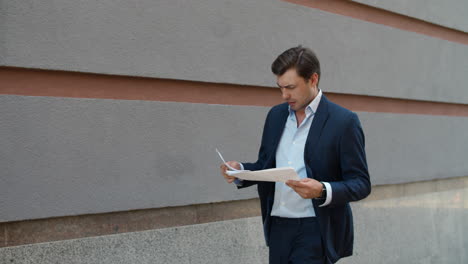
216, 148, 300, 182
226, 167, 299, 182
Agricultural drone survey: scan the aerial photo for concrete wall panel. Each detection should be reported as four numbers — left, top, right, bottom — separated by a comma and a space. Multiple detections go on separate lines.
1, 95, 468, 222
0, 217, 268, 264
352, 0, 468, 32
0, 95, 264, 222
1, 0, 467, 104
361, 112, 468, 185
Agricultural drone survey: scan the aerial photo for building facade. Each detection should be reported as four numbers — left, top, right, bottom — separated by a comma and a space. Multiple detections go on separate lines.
1, 0, 467, 263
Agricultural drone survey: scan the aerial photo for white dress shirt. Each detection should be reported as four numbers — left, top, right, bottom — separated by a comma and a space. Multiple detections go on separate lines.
271, 90, 332, 218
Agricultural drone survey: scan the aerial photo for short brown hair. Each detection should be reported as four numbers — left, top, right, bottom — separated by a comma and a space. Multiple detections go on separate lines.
271, 45, 321, 86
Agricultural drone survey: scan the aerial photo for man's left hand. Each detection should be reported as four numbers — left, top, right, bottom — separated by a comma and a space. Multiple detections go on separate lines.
286, 178, 323, 199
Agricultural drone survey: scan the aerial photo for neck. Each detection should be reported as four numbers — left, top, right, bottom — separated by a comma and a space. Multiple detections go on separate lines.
295, 109, 306, 127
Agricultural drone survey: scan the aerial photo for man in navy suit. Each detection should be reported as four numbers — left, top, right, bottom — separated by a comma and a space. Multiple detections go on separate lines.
221, 46, 371, 264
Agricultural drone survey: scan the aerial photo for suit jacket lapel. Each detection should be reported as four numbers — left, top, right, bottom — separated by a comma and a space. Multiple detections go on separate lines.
305, 95, 330, 163
272, 104, 289, 150
265, 104, 289, 168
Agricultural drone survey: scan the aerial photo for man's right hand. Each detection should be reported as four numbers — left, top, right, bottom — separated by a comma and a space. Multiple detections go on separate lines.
220, 161, 241, 184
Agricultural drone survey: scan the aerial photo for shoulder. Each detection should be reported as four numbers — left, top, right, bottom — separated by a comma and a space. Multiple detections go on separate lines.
323, 96, 360, 126
267, 102, 289, 117
325, 97, 353, 116
270, 102, 289, 113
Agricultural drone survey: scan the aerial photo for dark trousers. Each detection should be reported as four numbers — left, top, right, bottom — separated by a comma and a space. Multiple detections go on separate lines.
269, 216, 326, 264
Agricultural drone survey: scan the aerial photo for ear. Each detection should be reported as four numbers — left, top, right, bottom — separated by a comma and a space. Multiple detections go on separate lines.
308, 73, 319, 88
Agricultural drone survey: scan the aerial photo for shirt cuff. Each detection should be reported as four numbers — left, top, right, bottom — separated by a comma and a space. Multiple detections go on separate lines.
234, 163, 244, 186
318, 182, 332, 207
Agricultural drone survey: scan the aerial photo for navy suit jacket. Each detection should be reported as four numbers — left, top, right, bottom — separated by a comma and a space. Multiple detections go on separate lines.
240, 95, 371, 263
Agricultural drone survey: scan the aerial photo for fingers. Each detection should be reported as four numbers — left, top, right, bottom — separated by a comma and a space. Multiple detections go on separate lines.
220, 164, 227, 173
286, 180, 297, 187
288, 184, 308, 198
226, 175, 237, 183
226, 177, 236, 183
285, 181, 303, 197
286, 178, 316, 187
226, 161, 241, 170
286, 180, 308, 188
285, 178, 321, 199
220, 163, 237, 184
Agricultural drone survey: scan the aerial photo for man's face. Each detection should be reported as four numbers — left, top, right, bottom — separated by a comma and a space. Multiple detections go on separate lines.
276, 68, 319, 113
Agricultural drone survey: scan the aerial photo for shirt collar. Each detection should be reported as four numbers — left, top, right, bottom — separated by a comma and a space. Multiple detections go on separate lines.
288, 89, 323, 117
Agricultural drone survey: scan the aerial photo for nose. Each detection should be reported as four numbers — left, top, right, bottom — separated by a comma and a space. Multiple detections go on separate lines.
281, 89, 290, 100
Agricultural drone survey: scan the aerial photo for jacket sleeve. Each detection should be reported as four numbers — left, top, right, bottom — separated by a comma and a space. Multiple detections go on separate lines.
328, 113, 371, 206
238, 108, 275, 189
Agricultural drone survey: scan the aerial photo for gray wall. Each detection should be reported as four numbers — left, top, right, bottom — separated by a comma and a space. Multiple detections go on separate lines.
1, 95, 468, 222
1, 0, 468, 224
1, 0, 467, 104
352, 0, 468, 32
1, 1, 467, 261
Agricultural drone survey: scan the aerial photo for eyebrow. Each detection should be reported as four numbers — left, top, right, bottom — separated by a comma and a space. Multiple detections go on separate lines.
276, 83, 296, 89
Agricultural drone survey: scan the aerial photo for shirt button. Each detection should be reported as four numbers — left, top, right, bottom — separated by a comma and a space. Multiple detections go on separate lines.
288, 161, 292, 165
281, 202, 285, 206
293, 141, 296, 145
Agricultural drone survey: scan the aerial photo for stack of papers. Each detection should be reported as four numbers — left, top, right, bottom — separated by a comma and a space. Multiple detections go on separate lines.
216, 148, 299, 182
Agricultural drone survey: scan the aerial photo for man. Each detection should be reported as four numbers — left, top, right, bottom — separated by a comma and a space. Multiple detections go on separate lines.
220, 46, 371, 264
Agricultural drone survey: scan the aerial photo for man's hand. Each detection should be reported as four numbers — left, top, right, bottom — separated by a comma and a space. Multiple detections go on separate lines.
220, 161, 241, 184
286, 178, 323, 199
